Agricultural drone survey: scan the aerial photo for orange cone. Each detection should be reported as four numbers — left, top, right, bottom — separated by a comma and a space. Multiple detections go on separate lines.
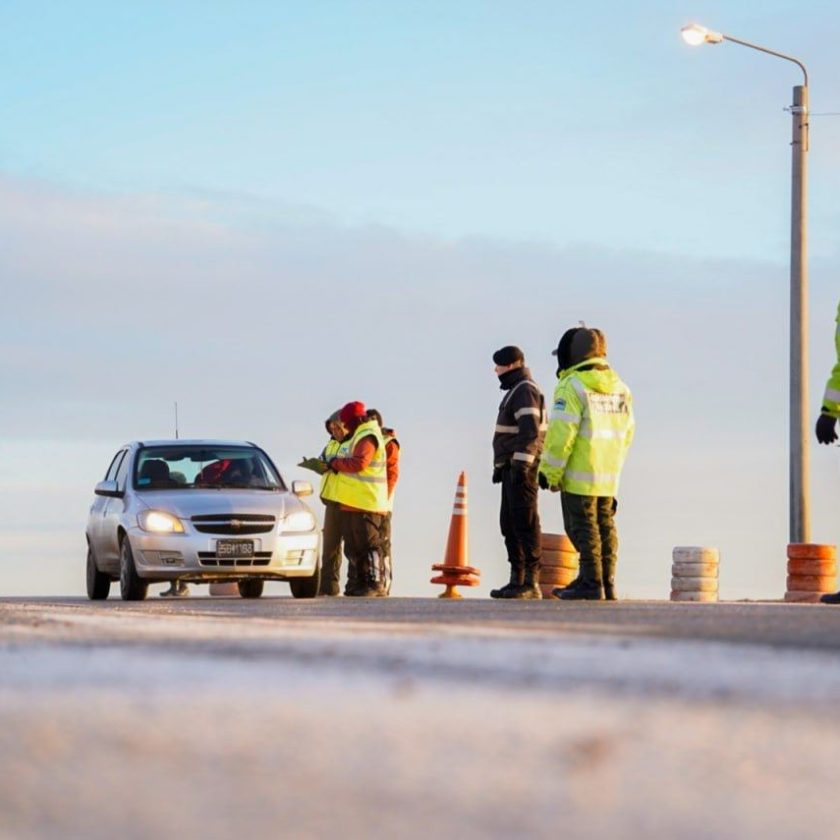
431, 471, 480, 598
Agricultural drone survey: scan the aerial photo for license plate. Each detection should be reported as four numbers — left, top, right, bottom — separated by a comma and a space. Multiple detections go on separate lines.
216, 539, 254, 558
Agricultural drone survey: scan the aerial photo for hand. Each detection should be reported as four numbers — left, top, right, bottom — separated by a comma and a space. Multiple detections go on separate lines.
538, 472, 549, 491
492, 467, 503, 484
816, 413, 838, 445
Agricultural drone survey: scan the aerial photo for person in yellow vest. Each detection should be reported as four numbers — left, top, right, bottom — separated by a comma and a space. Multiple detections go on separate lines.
539, 327, 635, 601
326, 401, 389, 597
815, 300, 840, 446
317, 410, 349, 596
817, 302, 840, 604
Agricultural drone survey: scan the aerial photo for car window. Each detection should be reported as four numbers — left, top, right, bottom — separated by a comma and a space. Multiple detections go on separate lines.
134, 446, 284, 490
104, 450, 126, 482
114, 450, 131, 492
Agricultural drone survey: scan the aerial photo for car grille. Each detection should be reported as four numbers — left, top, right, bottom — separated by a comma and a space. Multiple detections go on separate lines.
191, 514, 276, 536
198, 552, 273, 567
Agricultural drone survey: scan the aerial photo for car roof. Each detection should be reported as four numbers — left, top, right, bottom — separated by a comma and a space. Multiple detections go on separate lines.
131, 439, 259, 449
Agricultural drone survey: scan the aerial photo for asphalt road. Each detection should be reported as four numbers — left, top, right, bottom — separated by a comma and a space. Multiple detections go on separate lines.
4, 596, 840, 839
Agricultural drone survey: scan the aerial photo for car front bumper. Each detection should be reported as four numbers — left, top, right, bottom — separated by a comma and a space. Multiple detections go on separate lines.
127, 528, 320, 581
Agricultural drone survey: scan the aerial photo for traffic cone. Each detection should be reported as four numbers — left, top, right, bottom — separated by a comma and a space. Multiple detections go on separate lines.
431, 471, 480, 598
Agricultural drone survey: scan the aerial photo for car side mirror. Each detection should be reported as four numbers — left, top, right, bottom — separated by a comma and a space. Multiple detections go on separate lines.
95, 480, 124, 498
292, 480, 313, 498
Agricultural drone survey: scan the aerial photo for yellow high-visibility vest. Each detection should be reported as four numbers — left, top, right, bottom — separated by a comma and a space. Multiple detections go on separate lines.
331, 421, 389, 512
539, 358, 634, 496
821, 300, 840, 418
319, 436, 348, 501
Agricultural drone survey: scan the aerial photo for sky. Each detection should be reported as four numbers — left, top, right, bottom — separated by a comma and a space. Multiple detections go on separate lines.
2, 0, 840, 599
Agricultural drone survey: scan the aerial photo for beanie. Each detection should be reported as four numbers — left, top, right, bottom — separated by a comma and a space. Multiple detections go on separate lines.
339, 401, 367, 427
492, 345, 524, 366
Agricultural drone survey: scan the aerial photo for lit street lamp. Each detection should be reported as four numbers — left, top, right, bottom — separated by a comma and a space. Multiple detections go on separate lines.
681, 23, 811, 544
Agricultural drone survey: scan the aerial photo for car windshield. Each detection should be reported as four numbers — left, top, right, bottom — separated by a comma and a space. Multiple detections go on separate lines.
134, 446, 284, 491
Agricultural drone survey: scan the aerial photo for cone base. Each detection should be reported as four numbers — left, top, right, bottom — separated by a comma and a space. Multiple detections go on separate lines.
438, 585, 463, 599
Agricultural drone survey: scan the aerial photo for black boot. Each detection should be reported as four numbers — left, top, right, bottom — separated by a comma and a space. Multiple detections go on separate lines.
821, 591, 840, 604
551, 575, 583, 599
557, 557, 603, 601
511, 564, 542, 599
490, 563, 523, 599
602, 555, 618, 601
558, 583, 604, 601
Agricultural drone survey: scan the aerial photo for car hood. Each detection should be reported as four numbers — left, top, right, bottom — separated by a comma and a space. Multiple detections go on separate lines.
136, 489, 303, 519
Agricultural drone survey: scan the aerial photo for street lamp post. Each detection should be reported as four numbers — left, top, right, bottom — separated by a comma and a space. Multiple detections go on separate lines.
681, 23, 811, 544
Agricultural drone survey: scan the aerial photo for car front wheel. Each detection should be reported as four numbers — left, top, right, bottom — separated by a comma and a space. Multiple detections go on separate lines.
120, 538, 148, 601
238, 579, 264, 599
86, 546, 111, 600
289, 563, 321, 599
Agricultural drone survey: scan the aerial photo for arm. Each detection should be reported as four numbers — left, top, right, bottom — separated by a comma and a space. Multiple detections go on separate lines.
503, 383, 545, 466
386, 440, 400, 497
821, 305, 840, 418
539, 381, 582, 488
330, 436, 376, 474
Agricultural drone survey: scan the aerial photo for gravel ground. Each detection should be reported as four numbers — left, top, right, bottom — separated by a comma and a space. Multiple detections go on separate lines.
2, 598, 840, 839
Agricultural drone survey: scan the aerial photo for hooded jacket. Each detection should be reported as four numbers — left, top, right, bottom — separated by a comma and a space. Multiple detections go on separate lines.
821, 300, 840, 419
492, 366, 547, 468
539, 357, 634, 496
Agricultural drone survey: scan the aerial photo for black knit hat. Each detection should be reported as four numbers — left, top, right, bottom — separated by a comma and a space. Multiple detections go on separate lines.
492, 345, 524, 366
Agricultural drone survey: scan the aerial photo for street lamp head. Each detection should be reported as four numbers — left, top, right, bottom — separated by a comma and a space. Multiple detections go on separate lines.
681, 23, 724, 46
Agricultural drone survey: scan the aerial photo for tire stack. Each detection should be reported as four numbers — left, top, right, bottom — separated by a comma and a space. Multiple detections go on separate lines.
539, 533, 579, 599
785, 544, 837, 603
671, 546, 719, 603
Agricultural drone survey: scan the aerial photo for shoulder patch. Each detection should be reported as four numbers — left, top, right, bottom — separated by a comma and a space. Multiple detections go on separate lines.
554, 399, 566, 410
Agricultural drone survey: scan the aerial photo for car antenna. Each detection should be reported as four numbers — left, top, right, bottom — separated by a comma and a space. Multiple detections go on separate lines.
174, 402, 179, 440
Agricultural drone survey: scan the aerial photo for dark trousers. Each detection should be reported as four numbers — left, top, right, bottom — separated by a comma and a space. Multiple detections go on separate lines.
342, 510, 387, 595
561, 493, 618, 587
499, 464, 542, 573
320, 501, 344, 595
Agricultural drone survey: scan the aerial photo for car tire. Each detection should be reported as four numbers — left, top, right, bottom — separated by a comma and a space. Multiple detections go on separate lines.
86, 545, 111, 600
238, 579, 264, 599
120, 538, 148, 601
289, 562, 321, 599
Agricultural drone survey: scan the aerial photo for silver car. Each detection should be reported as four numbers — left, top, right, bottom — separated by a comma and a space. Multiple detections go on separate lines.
85, 439, 321, 601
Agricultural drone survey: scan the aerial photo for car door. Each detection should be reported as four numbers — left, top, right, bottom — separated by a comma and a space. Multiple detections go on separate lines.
88, 449, 125, 562
100, 449, 132, 570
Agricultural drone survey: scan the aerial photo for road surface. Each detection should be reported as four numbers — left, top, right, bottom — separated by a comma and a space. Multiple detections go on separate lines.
3, 596, 840, 839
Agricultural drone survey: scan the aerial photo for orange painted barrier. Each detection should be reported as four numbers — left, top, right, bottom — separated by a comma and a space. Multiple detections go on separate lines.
431, 472, 480, 599
540, 533, 579, 598
787, 544, 837, 561
785, 544, 837, 603
787, 557, 837, 576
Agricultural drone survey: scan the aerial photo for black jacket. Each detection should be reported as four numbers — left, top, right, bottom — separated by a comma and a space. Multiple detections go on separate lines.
492, 367, 547, 468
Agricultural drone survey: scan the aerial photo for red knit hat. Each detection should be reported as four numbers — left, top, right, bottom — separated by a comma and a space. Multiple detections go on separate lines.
339, 401, 367, 426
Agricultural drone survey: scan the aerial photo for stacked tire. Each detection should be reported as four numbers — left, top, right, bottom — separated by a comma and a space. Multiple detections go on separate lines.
540, 533, 579, 599
671, 547, 719, 603
785, 544, 837, 603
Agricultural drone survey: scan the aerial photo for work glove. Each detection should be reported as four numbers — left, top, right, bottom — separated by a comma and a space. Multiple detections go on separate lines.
491, 466, 503, 484
816, 413, 838, 445
297, 457, 330, 475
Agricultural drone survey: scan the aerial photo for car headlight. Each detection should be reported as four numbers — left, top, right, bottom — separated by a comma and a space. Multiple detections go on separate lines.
138, 510, 185, 533
279, 510, 316, 533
